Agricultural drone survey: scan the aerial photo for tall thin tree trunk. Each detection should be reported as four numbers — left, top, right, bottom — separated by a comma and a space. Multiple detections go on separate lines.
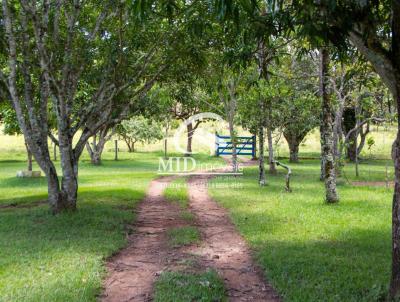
164, 121, 169, 159
267, 127, 277, 174
258, 126, 266, 185
229, 120, 238, 172
25, 141, 32, 171
333, 98, 345, 161
320, 124, 325, 181
186, 123, 194, 156
320, 47, 339, 203
222, 79, 239, 172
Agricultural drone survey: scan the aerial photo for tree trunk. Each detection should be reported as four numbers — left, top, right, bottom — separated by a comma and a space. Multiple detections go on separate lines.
357, 123, 370, 156
283, 131, 303, 163
346, 4, 400, 297
288, 141, 300, 163
86, 140, 102, 165
390, 4, 400, 293
343, 107, 357, 162
164, 121, 169, 159
258, 126, 266, 185
333, 97, 345, 161
229, 120, 238, 172
320, 124, 325, 181
266, 127, 277, 174
124, 138, 133, 152
86, 128, 112, 165
47, 167, 62, 211
320, 47, 339, 203
25, 141, 33, 171
58, 133, 78, 211
347, 132, 358, 161
186, 123, 194, 156
390, 86, 400, 298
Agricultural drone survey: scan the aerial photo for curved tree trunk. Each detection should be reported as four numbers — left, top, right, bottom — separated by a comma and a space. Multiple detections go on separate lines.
320, 47, 339, 203
86, 127, 114, 165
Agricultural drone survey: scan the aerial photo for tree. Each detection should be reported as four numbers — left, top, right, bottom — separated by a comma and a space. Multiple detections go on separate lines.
275, 0, 400, 293
117, 116, 163, 152
85, 125, 115, 165
168, 83, 210, 156
277, 52, 320, 162
319, 47, 339, 203
218, 70, 241, 172
0, 1, 172, 213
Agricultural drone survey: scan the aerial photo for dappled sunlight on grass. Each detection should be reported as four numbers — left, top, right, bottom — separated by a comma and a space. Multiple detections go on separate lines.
210, 159, 392, 301
0, 152, 161, 301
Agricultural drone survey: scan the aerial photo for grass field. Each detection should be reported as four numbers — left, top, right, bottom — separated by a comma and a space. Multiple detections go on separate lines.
0, 128, 225, 302
0, 126, 397, 301
210, 160, 393, 301
0, 151, 160, 301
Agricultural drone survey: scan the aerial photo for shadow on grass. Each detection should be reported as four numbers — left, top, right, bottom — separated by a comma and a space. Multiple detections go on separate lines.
0, 188, 144, 301
0, 159, 25, 163
0, 187, 145, 210
254, 228, 390, 302
0, 176, 47, 188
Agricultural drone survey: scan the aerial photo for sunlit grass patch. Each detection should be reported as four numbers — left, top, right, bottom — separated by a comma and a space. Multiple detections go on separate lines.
167, 226, 200, 247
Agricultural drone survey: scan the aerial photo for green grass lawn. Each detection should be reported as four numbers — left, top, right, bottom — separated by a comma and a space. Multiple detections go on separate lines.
0, 127, 396, 301
0, 150, 161, 302
0, 145, 225, 301
209, 159, 393, 301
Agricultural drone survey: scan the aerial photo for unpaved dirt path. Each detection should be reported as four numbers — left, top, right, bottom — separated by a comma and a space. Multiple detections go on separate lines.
187, 175, 280, 302
101, 176, 182, 302
102, 164, 280, 301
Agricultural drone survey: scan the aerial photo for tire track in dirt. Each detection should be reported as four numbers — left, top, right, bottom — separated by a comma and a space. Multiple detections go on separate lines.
101, 176, 182, 302
186, 174, 280, 301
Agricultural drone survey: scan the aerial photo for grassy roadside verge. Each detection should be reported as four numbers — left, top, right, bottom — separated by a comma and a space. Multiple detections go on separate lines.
209, 159, 392, 301
0, 153, 158, 301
